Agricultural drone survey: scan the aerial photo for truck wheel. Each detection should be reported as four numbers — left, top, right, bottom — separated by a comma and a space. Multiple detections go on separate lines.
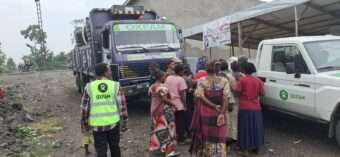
75, 74, 82, 93
335, 119, 340, 146
77, 74, 87, 94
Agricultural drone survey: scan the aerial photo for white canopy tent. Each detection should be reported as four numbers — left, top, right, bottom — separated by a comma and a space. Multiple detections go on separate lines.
183, 0, 340, 53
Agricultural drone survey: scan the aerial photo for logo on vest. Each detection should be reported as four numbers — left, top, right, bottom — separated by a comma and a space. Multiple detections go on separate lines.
98, 83, 108, 93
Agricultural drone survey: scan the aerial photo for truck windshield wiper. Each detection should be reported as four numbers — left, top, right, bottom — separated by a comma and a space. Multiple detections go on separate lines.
117, 46, 148, 52
146, 44, 178, 51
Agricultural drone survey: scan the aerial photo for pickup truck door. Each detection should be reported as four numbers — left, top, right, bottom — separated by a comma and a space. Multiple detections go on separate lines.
264, 45, 316, 117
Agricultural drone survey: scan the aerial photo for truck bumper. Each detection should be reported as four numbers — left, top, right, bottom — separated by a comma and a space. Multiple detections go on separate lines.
121, 82, 150, 97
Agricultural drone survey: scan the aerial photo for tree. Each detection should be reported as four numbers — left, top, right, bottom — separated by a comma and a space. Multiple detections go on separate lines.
6, 58, 16, 72
51, 52, 68, 69
0, 42, 7, 73
20, 25, 48, 69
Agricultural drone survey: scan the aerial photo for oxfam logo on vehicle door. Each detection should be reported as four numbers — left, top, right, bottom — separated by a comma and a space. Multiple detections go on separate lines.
280, 90, 289, 101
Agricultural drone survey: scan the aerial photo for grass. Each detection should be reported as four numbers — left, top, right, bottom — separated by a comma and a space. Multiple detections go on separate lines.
16, 126, 55, 157
30, 117, 64, 134
13, 118, 65, 157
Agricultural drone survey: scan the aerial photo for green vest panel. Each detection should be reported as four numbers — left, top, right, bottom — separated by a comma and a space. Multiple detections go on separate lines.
87, 80, 120, 127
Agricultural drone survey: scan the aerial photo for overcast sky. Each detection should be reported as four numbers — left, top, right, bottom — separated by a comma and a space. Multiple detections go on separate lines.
0, 0, 125, 63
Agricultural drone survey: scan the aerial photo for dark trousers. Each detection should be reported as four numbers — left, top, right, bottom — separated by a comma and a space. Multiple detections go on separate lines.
93, 125, 121, 157
175, 111, 187, 142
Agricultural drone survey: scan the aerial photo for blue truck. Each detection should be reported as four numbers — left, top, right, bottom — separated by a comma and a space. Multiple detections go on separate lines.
71, 5, 184, 96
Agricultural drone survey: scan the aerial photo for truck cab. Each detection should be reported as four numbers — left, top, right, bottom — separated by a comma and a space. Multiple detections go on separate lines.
72, 5, 183, 97
255, 35, 340, 146
101, 21, 182, 96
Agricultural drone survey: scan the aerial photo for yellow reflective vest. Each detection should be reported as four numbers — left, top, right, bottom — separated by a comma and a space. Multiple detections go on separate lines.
86, 80, 120, 127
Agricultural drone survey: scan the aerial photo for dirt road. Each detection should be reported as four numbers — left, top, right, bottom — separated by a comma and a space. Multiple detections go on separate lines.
0, 70, 340, 157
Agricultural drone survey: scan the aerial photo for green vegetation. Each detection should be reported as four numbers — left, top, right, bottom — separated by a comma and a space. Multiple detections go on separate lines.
0, 42, 6, 73
14, 118, 65, 157
21, 25, 70, 71
16, 126, 55, 157
6, 58, 16, 72
0, 42, 17, 73
30, 117, 64, 134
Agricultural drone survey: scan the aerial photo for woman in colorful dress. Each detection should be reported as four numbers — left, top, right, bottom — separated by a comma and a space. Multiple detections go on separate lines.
149, 71, 179, 157
235, 62, 265, 156
190, 61, 230, 157
219, 60, 238, 145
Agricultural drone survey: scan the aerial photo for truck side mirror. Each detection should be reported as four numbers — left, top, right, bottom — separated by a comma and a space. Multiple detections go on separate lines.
107, 53, 112, 60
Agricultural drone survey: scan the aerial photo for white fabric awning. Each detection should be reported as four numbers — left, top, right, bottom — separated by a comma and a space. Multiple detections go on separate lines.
184, 0, 340, 49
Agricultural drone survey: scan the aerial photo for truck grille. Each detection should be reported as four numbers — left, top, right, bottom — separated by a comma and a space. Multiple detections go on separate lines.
119, 62, 168, 79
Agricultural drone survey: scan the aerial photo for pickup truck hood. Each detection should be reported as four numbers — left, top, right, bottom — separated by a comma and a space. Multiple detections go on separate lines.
317, 71, 340, 87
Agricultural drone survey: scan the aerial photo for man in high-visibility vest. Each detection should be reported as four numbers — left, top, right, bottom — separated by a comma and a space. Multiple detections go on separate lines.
81, 63, 127, 157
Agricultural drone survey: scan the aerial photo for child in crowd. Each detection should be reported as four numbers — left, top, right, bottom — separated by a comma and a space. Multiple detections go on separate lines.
81, 120, 92, 156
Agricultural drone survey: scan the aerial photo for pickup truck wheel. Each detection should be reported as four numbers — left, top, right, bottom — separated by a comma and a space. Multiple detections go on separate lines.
335, 119, 340, 146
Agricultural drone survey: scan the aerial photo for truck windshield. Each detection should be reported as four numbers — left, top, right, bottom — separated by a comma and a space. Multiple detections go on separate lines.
304, 39, 340, 72
113, 23, 180, 52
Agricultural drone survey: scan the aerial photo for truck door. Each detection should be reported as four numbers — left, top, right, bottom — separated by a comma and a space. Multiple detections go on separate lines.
101, 28, 112, 64
266, 45, 316, 117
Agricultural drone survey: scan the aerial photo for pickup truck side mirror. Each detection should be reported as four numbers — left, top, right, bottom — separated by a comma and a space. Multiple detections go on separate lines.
294, 73, 301, 79
286, 69, 301, 78
286, 68, 295, 74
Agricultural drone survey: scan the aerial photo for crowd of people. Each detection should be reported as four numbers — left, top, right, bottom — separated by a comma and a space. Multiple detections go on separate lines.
80, 56, 265, 157
148, 56, 265, 157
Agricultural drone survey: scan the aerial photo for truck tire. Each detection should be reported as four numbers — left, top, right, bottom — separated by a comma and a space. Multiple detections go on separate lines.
75, 74, 82, 93
78, 74, 86, 94
336, 119, 340, 146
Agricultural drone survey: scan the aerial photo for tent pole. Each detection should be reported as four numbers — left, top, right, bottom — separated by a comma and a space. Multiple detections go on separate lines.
209, 48, 212, 60
238, 23, 243, 56
248, 43, 251, 58
294, 6, 299, 36
183, 38, 186, 58
231, 42, 235, 56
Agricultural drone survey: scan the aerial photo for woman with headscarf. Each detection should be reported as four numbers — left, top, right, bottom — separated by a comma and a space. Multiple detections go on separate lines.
149, 70, 179, 157
190, 61, 230, 157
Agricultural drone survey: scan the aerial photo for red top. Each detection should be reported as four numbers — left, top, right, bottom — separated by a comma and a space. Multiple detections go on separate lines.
193, 70, 208, 81
235, 75, 264, 110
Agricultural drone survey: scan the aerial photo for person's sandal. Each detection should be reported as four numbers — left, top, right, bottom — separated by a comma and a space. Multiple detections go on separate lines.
85, 151, 91, 156
184, 138, 192, 144
121, 127, 128, 132
166, 151, 180, 157
238, 150, 249, 157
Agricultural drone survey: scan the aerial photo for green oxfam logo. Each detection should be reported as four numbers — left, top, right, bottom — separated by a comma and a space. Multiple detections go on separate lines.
280, 90, 289, 101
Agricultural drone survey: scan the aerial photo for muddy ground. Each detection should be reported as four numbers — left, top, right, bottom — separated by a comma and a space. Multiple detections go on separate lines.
0, 70, 340, 157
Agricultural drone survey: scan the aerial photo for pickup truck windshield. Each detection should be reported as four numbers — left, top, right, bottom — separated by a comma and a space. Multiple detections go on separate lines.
304, 40, 340, 72
113, 23, 180, 52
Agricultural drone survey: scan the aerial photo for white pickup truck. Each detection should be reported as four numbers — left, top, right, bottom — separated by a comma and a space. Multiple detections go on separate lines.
255, 35, 340, 145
